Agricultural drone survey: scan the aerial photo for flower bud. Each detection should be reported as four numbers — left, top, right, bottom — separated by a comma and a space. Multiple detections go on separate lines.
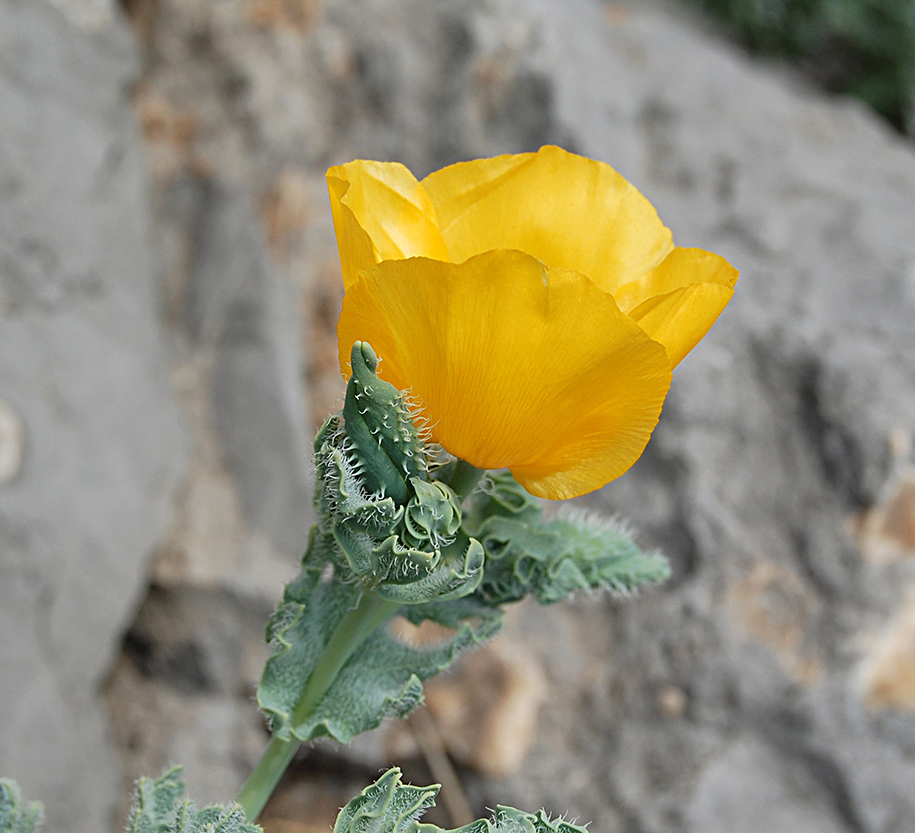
403, 478, 461, 551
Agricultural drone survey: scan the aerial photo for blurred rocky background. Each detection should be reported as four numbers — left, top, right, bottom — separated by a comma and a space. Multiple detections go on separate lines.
2, 0, 915, 831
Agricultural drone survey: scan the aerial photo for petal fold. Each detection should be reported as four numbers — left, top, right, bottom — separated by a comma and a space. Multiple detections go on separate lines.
338, 250, 672, 500
421, 145, 675, 293
617, 248, 738, 367
327, 160, 450, 289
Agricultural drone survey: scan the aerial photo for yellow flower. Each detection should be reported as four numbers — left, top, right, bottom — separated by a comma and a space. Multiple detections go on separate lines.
329, 146, 737, 500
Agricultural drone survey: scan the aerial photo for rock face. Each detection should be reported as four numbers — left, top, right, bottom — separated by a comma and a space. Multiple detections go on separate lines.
5, 0, 915, 831
109, 0, 915, 828
0, 1, 187, 830
503, 4, 915, 832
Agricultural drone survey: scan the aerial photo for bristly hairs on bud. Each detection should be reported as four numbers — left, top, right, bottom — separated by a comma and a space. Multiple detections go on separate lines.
340, 342, 428, 506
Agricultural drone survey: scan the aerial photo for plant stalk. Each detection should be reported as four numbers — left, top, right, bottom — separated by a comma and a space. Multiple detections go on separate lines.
237, 589, 400, 821
448, 460, 484, 503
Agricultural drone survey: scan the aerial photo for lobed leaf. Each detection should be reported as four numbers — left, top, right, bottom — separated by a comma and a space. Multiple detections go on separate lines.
334, 769, 591, 833
126, 768, 261, 833
333, 769, 438, 833
259, 574, 501, 743
465, 472, 669, 606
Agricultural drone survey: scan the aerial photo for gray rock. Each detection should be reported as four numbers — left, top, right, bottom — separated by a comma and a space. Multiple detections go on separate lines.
189, 185, 313, 559
0, 1, 187, 830
686, 738, 849, 833
484, 1, 915, 831
104, 585, 275, 809
99, 0, 915, 830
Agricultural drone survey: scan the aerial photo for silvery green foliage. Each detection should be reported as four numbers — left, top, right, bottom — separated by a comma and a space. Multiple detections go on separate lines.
0, 780, 43, 833
126, 768, 261, 833
333, 769, 437, 833
463, 471, 670, 605
258, 563, 500, 742
334, 769, 590, 833
258, 340, 667, 745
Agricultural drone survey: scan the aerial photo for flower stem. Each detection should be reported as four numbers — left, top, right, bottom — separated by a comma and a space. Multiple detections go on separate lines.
448, 460, 484, 502
237, 590, 400, 821
236, 734, 299, 821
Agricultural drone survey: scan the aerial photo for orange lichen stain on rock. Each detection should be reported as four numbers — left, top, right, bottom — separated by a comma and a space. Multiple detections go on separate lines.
881, 480, 915, 547
855, 469, 915, 565
136, 91, 197, 147
861, 599, 915, 713
604, 3, 630, 25
657, 684, 688, 718
389, 616, 458, 647
304, 255, 347, 430
729, 560, 824, 686
260, 774, 360, 833
245, 0, 321, 31
133, 86, 201, 181
262, 170, 313, 263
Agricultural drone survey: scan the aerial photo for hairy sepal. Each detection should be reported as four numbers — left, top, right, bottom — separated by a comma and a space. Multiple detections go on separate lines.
341, 341, 427, 505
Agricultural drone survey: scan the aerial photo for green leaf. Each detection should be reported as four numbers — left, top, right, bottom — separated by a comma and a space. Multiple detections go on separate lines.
461, 470, 542, 532
465, 472, 669, 606
126, 768, 261, 833
259, 575, 501, 743
333, 769, 591, 833
332, 769, 438, 833
478, 512, 669, 605
0, 780, 44, 833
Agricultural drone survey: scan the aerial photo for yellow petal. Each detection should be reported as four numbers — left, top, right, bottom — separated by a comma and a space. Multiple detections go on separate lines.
327, 160, 450, 289
421, 145, 675, 293
614, 247, 737, 313
617, 248, 738, 367
338, 250, 672, 500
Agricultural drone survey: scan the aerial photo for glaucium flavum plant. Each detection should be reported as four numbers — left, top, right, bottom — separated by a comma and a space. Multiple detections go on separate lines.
0, 146, 736, 833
